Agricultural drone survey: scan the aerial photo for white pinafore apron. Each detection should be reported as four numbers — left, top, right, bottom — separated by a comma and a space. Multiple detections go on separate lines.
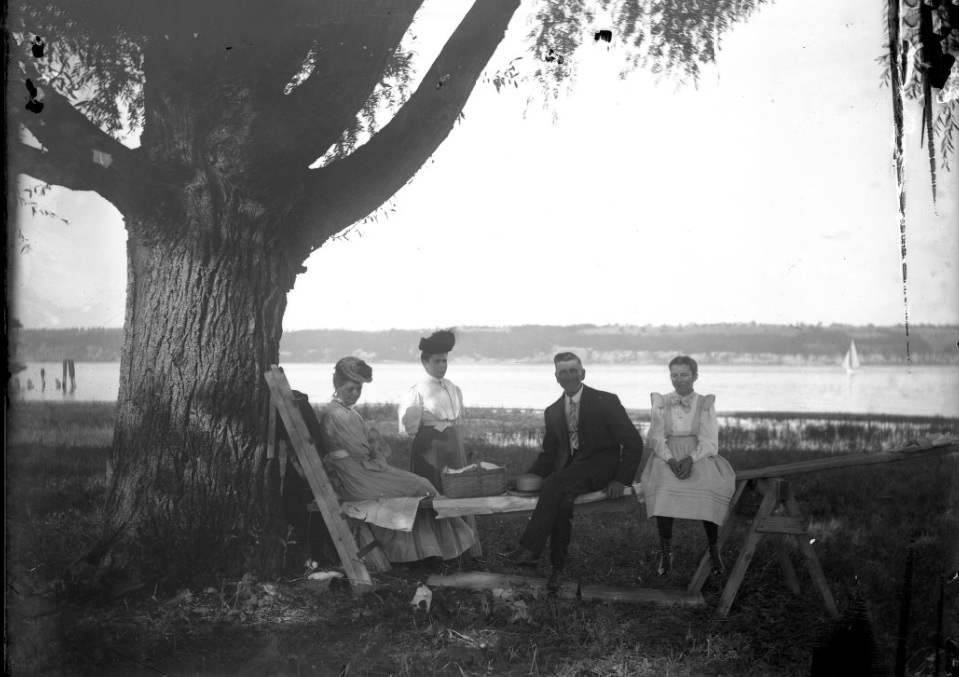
640, 393, 736, 526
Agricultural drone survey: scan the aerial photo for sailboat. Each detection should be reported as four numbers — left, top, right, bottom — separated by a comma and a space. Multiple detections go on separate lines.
842, 339, 861, 374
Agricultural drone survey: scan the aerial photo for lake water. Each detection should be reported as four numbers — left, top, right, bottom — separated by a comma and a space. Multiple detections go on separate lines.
10, 362, 959, 417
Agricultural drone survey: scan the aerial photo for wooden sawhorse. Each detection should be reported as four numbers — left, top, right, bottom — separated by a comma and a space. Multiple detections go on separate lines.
688, 443, 959, 617
687, 476, 838, 618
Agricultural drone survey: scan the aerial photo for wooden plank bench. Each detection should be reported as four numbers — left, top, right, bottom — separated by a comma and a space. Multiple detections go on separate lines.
428, 439, 957, 614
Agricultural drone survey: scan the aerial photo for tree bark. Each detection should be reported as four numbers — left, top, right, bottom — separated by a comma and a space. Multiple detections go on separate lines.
107, 212, 298, 578
102, 52, 306, 578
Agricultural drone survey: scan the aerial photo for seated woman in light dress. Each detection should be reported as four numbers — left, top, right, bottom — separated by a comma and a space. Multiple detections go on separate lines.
320, 356, 476, 563
640, 355, 736, 577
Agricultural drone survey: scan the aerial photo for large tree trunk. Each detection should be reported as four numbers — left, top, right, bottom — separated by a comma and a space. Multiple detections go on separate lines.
96, 35, 313, 580
106, 210, 300, 580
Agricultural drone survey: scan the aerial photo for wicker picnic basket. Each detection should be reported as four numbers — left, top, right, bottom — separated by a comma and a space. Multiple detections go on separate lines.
441, 464, 507, 498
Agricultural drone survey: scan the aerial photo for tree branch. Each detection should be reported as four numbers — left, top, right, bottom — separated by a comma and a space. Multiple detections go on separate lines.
12, 72, 164, 218
289, 0, 521, 252
252, 0, 421, 195
13, 142, 98, 193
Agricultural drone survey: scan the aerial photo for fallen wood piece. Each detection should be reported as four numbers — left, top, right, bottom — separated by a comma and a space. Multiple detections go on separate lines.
426, 572, 578, 599
579, 585, 705, 607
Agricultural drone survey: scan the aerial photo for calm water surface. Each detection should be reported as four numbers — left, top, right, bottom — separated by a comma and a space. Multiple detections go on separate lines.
11, 362, 958, 417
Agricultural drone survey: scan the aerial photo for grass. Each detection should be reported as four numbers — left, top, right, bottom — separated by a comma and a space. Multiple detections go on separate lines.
6, 401, 959, 676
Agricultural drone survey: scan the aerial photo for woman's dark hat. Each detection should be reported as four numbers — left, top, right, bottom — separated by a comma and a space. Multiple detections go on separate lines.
418, 329, 456, 354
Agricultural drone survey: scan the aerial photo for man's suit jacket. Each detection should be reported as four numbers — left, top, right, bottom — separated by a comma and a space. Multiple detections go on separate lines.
527, 384, 644, 487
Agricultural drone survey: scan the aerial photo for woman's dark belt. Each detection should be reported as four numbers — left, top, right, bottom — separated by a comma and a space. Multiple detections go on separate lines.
420, 420, 457, 431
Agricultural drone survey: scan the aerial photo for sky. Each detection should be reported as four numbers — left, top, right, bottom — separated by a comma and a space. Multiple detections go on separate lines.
9, 0, 959, 331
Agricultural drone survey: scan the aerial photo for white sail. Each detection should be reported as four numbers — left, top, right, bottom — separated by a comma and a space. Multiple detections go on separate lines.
842, 339, 861, 373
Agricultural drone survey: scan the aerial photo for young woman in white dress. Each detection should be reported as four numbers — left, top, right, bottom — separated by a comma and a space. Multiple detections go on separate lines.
640, 356, 736, 577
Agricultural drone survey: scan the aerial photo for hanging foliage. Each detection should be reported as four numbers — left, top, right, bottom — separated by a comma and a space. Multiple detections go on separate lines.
894, 0, 959, 199
882, 0, 958, 363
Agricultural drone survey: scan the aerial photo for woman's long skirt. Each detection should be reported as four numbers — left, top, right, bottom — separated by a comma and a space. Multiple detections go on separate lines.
408, 424, 482, 556
640, 436, 736, 526
328, 454, 477, 562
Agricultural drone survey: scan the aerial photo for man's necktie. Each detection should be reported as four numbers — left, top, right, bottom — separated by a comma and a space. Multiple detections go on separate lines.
567, 397, 579, 452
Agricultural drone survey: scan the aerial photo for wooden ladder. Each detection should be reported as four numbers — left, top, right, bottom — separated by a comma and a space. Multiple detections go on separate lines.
265, 365, 391, 595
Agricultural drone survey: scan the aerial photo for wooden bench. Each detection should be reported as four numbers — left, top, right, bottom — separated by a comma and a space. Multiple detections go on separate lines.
265, 364, 642, 595
428, 440, 957, 615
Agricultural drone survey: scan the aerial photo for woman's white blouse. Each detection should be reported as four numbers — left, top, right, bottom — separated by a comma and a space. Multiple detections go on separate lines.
398, 377, 465, 435
647, 391, 719, 462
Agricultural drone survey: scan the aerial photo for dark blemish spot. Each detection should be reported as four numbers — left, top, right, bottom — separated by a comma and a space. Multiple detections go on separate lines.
929, 53, 955, 89
436, 74, 451, 89
25, 79, 43, 113
594, 30, 613, 43
31, 36, 45, 58
545, 48, 565, 65
226, 46, 233, 50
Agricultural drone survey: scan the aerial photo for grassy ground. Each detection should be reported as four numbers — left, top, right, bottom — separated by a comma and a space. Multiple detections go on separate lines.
6, 402, 959, 676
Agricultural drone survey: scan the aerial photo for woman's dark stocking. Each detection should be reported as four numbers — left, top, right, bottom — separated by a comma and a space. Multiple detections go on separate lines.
703, 520, 725, 575
656, 517, 673, 575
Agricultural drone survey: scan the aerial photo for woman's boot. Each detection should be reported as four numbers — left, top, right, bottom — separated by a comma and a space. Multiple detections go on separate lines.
657, 539, 673, 576
708, 542, 725, 576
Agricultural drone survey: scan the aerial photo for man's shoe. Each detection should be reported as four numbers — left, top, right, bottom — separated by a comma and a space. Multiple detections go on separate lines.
505, 548, 539, 567
547, 567, 564, 592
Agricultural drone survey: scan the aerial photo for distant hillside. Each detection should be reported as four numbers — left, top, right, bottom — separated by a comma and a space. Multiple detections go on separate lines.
13, 323, 958, 365
14, 327, 123, 362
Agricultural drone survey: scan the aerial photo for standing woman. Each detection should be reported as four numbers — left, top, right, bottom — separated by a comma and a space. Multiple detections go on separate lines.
640, 355, 736, 577
399, 329, 469, 492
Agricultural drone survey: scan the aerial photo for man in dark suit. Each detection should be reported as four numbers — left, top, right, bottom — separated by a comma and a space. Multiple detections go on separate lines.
507, 352, 644, 589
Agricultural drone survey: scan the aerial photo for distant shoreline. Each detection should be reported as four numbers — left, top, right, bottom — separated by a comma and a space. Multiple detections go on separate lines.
13, 323, 959, 366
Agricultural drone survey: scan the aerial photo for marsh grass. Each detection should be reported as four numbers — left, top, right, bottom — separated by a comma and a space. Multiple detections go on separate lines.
6, 401, 116, 448
6, 401, 958, 676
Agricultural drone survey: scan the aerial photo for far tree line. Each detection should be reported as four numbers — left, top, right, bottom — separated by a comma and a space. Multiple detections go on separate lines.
15, 323, 958, 365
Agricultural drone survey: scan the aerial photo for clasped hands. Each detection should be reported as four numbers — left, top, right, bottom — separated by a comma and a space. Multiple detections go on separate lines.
667, 456, 693, 480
